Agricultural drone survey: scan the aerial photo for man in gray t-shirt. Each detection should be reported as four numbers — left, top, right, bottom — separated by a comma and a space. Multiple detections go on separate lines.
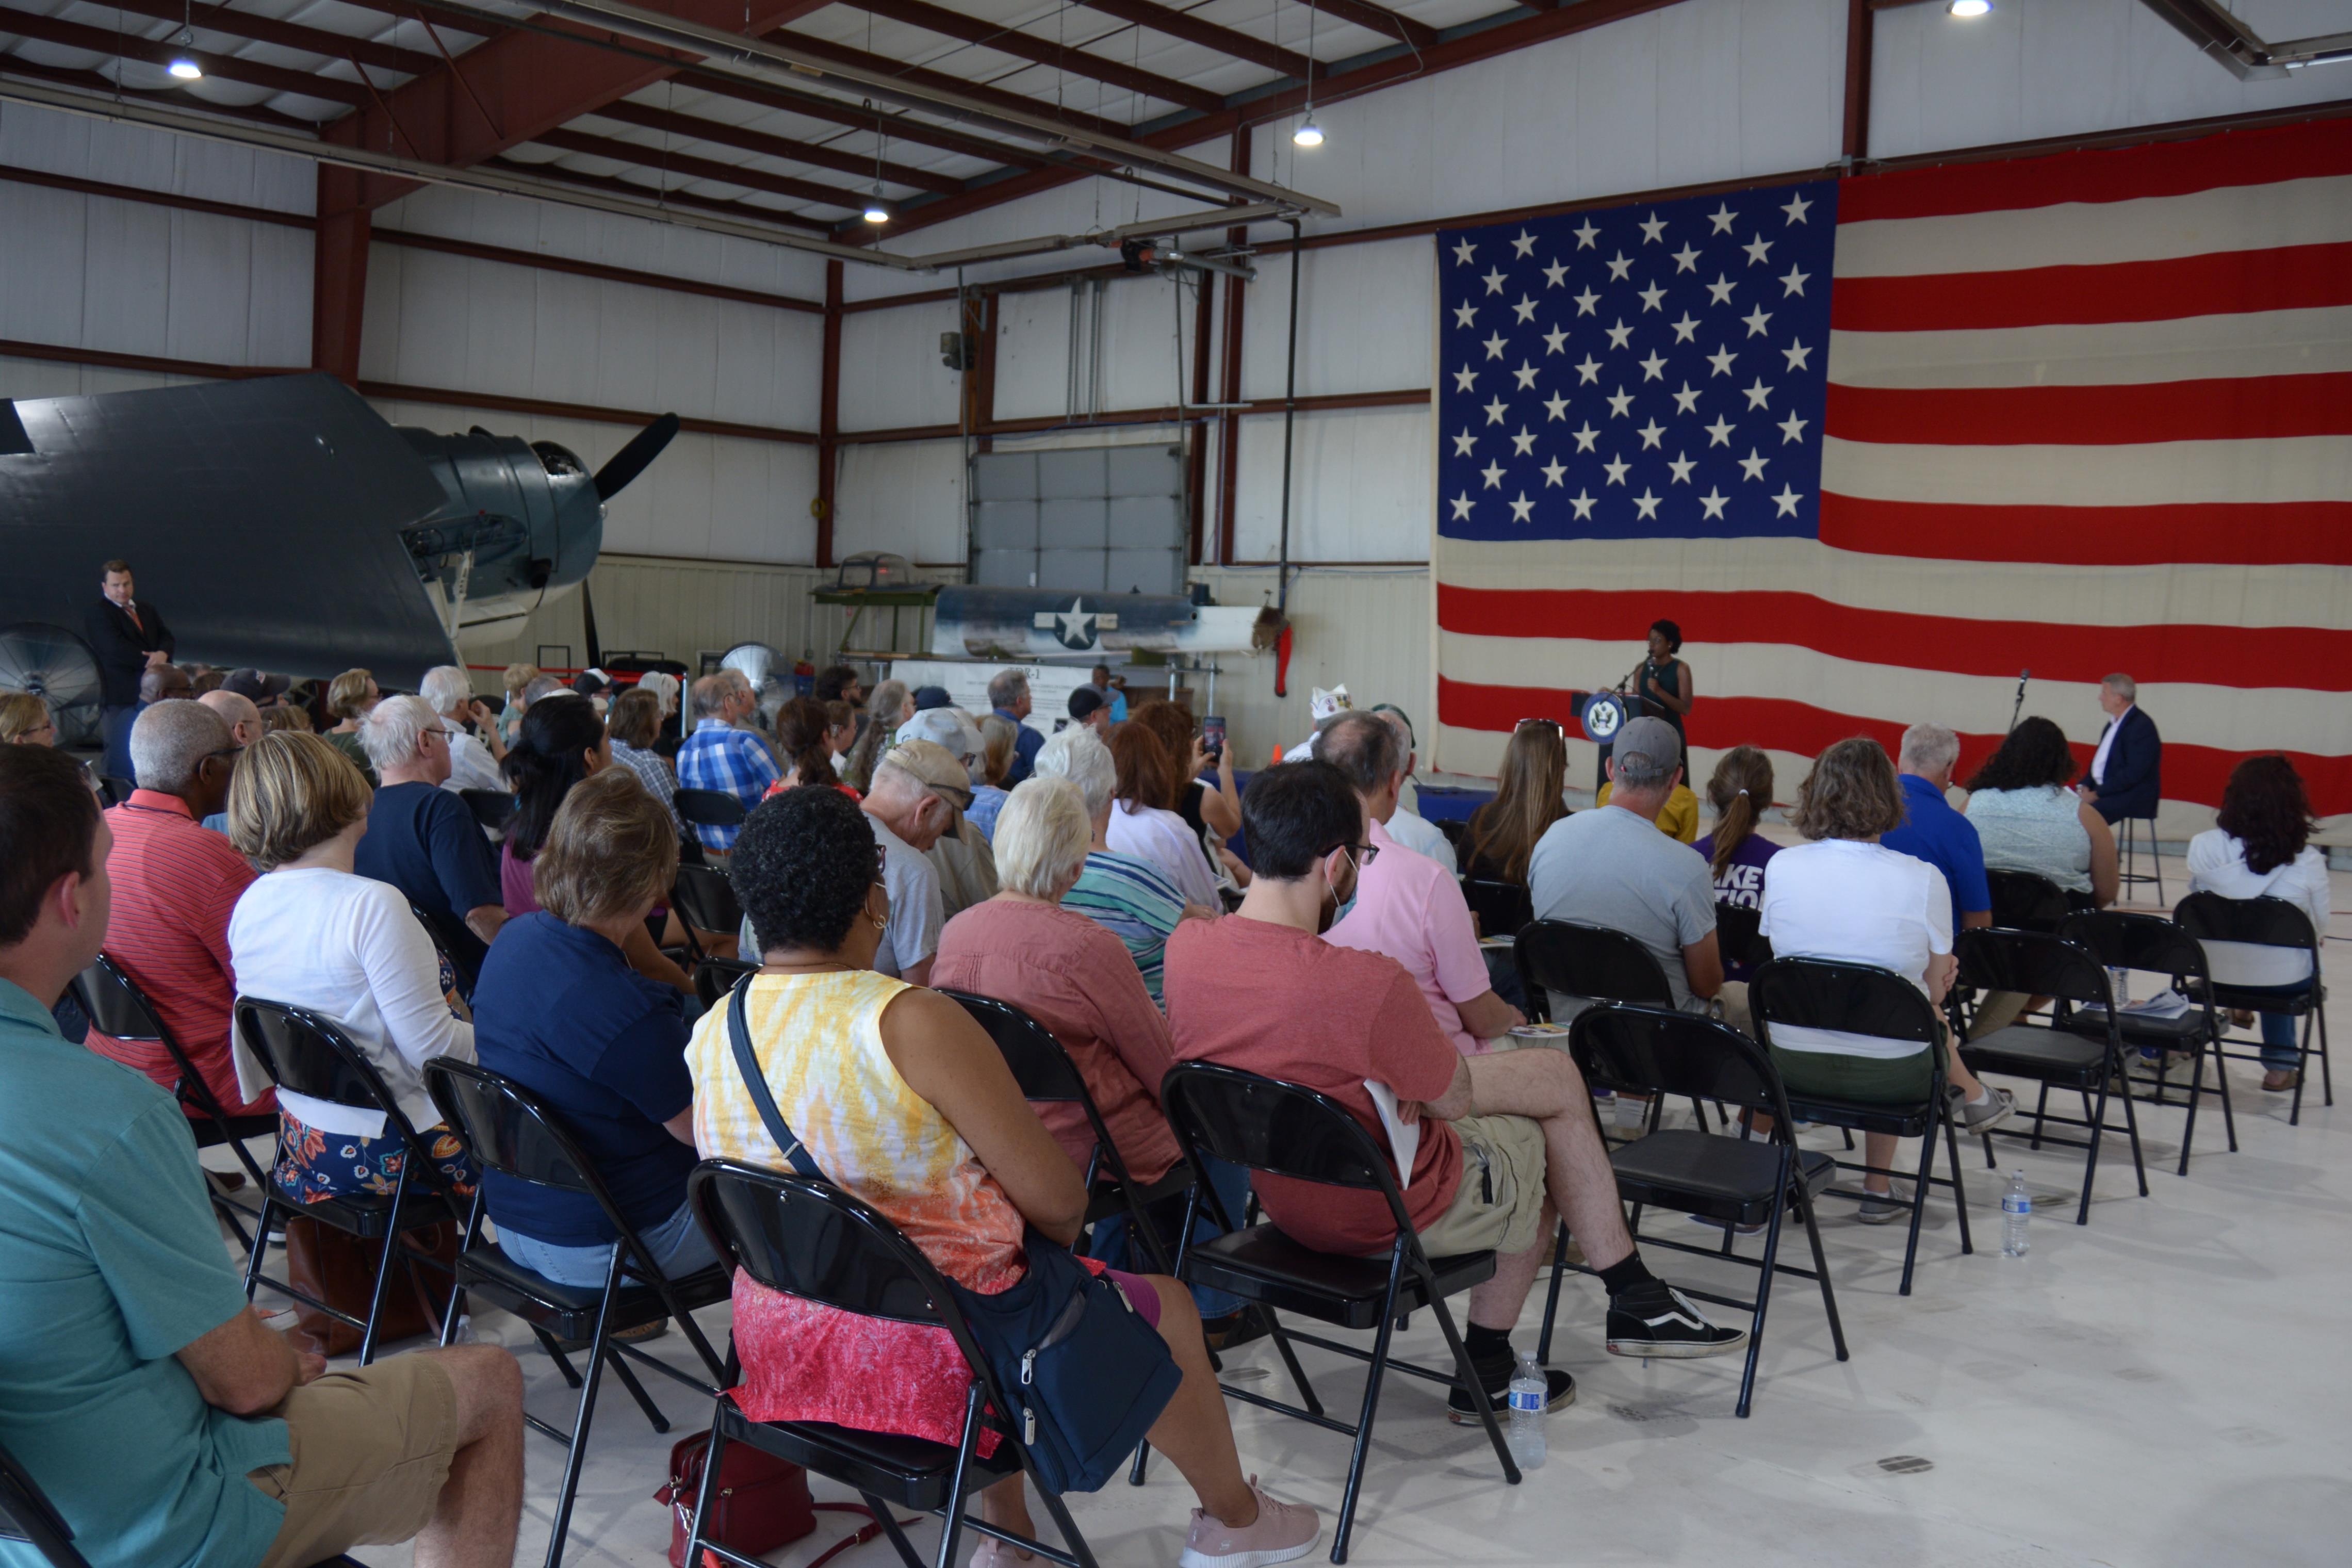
1526, 717, 1722, 1020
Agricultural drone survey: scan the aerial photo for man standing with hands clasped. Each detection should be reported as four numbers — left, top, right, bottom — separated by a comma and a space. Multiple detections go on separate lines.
87, 558, 174, 784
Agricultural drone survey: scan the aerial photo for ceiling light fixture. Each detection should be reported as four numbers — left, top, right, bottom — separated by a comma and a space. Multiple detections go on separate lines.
863, 185, 890, 224
1947, 0, 1992, 17
862, 98, 889, 225
1292, 115, 1324, 148
1293, 0, 1324, 149
167, 1, 201, 78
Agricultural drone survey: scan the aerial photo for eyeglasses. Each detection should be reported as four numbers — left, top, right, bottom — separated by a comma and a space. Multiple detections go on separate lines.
1332, 841, 1380, 875
873, 840, 890, 887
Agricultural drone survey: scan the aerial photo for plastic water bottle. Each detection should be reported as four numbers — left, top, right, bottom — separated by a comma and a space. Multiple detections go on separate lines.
2105, 967, 2131, 1009
2002, 1172, 2032, 1257
1506, 1352, 1547, 1471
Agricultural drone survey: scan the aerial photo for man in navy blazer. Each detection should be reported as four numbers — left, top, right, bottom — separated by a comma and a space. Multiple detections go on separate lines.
2080, 673, 2161, 824
83, 558, 175, 783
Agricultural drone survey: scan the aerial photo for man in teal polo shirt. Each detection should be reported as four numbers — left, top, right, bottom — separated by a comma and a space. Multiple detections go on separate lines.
0, 745, 524, 1568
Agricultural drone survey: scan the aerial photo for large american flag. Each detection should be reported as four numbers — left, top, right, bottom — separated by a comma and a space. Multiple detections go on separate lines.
1431, 118, 2351, 825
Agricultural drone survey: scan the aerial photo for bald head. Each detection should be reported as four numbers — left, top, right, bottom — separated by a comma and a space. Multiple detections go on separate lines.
199, 690, 264, 749
139, 664, 193, 705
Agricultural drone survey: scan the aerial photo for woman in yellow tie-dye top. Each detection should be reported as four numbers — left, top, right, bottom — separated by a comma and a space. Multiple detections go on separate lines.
691, 784, 1320, 1568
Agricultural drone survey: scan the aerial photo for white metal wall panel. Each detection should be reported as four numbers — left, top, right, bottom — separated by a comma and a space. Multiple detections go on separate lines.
1239, 239, 1434, 401
837, 438, 967, 562
991, 287, 1076, 422
1230, 406, 1433, 563
1097, 271, 1196, 413
1188, 565, 1432, 770
839, 301, 963, 431
0, 103, 313, 215
79, 198, 172, 356
1869, 0, 2352, 160
0, 181, 87, 346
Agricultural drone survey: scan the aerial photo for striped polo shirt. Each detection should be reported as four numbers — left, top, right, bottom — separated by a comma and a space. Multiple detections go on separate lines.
1061, 850, 1187, 1005
82, 790, 271, 1116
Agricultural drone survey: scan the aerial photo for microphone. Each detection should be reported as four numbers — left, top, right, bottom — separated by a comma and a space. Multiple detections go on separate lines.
2008, 668, 2032, 733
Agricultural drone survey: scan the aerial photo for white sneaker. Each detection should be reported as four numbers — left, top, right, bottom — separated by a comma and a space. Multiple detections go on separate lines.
1613, 1094, 1650, 1132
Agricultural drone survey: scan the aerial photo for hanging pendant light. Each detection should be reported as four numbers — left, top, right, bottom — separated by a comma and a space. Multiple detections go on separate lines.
1292, 115, 1324, 148
167, 1, 201, 78
1292, 0, 1324, 148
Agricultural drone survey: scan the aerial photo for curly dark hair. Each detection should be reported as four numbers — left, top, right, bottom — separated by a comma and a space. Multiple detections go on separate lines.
1962, 716, 2080, 794
2216, 755, 2316, 876
732, 784, 877, 956
504, 693, 605, 859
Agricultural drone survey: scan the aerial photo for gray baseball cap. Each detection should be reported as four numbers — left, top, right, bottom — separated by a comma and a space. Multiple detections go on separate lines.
1612, 716, 1681, 786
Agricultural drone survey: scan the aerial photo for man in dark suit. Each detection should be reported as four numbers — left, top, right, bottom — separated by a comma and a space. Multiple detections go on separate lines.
2080, 672, 2161, 824
85, 558, 174, 783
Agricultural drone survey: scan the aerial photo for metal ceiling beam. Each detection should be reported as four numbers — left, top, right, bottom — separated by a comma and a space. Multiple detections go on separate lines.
484, 153, 834, 230
590, 97, 964, 194
531, 124, 859, 209
0, 48, 321, 129
0, 6, 372, 107
747, 19, 1133, 139
837, 0, 1225, 114
2133, 0, 2352, 76
1294, 0, 1441, 52
90, 0, 451, 78
1066, 0, 1325, 81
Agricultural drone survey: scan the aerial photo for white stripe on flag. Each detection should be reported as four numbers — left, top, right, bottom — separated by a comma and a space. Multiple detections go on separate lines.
1825, 305, 2352, 389
1820, 434, 2352, 507
1833, 173, 2352, 278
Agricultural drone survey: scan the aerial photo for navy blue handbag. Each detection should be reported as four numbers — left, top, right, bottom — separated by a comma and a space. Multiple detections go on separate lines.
727, 983, 1181, 1493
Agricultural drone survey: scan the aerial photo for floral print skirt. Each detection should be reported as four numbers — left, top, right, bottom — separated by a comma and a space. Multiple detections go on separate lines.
274, 1110, 477, 1204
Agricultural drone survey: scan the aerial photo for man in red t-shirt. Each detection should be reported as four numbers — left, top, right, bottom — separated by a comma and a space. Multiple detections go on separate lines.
1165, 762, 1743, 1424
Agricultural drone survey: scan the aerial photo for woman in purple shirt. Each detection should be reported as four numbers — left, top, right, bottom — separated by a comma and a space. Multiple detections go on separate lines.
1693, 747, 1778, 983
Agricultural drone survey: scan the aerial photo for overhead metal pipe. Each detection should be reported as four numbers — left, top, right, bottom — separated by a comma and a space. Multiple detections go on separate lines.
1276, 217, 1302, 615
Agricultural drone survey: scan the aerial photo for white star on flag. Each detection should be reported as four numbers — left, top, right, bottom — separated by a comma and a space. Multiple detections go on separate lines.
1571, 422, 1599, 451
1639, 350, 1668, 381
1742, 234, 1772, 266
1451, 429, 1478, 456
1605, 319, 1635, 349
1637, 282, 1666, 312
1632, 489, 1662, 519
1510, 426, 1538, 455
1742, 305, 1772, 337
1543, 392, 1571, 420
1782, 339, 1813, 371
1670, 312, 1699, 343
1637, 213, 1667, 243
1572, 219, 1599, 248
1667, 451, 1695, 483
1452, 301, 1478, 329
1698, 487, 1728, 518
1707, 346, 1737, 377
1481, 460, 1506, 489
1603, 454, 1630, 485
1707, 203, 1736, 234
1541, 458, 1567, 486
1780, 265, 1810, 296
1772, 485, 1803, 516
1739, 448, 1769, 481
1671, 243, 1700, 273
1511, 230, 1538, 258
1671, 382, 1701, 414
1542, 325, 1570, 354
1780, 192, 1812, 224
1451, 238, 1477, 265
1704, 415, 1735, 446
1573, 287, 1600, 316
1605, 252, 1634, 281
1483, 267, 1508, 294
1570, 489, 1597, 519
1637, 419, 1665, 449
1541, 259, 1570, 287
1509, 492, 1537, 522
1513, 360, 1540, 389
1512, 295, 1539, 323
1453, 365, 1479, 391
1778, 412, 1809, 444
1483, 396, 1510, 424
1575, 356, 1602, 384
1707, 275, 1736, 305
1450, 492, 1475, 519
1482, 331, 1508, 360
1605, 387, 1635, 417
1743, 378, 1775, 410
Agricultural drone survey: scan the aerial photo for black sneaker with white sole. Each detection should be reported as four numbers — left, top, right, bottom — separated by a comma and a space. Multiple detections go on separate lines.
1446, 1348, 1576, 1425
1605, 1283, 1749, 1360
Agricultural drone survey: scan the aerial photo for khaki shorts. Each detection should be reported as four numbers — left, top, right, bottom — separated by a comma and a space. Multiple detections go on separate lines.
249, 1352, 459, 1568
1414, 1113, 1550, 1259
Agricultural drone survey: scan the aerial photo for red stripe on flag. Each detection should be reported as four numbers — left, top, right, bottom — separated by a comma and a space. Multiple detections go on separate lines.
1436, 677, 2352, 813
1816, 493, 2352, 567
1829, 240, 2352, 332
1836, 116, 2352, 223
1824, 371, 2352, 446
1436, 585, 2352, 692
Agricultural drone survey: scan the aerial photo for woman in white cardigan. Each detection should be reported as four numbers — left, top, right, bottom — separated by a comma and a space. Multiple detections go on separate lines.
227, 730, 477, 1201
2186, 755, 2332, 1093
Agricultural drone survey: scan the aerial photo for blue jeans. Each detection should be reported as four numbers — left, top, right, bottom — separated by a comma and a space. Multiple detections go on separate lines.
496, 1197, 720, 1289
1089, 1154, 1252, 1318
2229, 980, 2313, 1072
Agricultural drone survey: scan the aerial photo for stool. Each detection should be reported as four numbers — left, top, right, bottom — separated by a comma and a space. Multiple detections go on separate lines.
2117, 816, 2163, 903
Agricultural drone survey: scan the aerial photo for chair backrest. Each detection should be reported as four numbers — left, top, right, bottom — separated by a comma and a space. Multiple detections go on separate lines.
1985, 869, 2069, 935
673, 788, 748, 829
1750, 956, 1941, 1052
1514, 918, 1675, 1007
74, 952, 165, 1042
408, 902, 480, 999
1712, 902, 1772, 970
1954, 927, 2111, 1008
1435, 818, 1468, 853
96, 775, 133, 808
939, 990, 1086, 1103
671, 862, 743, 936
2173, 891, 2322, 956
0, 1436, 87, 1568
694, 957, 758, 1012
1158, 1062, 1409, 1230
458, 788, 516, 833
2057, 909, 2210, 983
688, 1158, 953, 1328
234, 998, 412, 1120
423, 1059, 606, 1198
1567, 1004, 1792, 1123
1461, 877, 1531, 939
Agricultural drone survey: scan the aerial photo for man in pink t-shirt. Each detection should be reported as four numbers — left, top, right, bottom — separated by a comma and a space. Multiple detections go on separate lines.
1318, 714, 1522, 1055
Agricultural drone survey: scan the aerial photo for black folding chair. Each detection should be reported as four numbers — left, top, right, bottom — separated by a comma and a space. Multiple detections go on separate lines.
408, 900, 483, 1003
1461, 877, 1531, 943
694, 956, 759, 1012
74, 953, 273, 1255
1558, 1004, 1845, 1416
2175, 891, 2332, 1126
1158, 1062, 1518, 1564
0, 1436, 87, 1568
1984, 870, 2070, 935
1712, 903, 1773, 973
670, 861, 743, 966
459, 788, 516, 836
2058, 910, 2236, 1172
95, 774, 133, 807
233, 999, 466, 1363
1515, 918, 1713, 1131
674, 787, 748, 856
1748, 958, 1972, 1295
1435, 818, 1468, 855
424, 1060, 731, 1568
684, 1160, 1103, 1568
1954, 929, 2148, 1226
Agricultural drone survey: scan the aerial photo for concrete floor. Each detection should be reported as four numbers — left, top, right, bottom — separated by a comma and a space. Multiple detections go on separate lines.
231, 851, 2350, 1568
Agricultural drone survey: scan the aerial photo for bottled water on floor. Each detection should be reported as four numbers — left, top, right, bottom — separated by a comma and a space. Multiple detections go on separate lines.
2002, 1172, 2032, 1257
1507, 1351, 1547, 1471
2105, 967, 2131, 1008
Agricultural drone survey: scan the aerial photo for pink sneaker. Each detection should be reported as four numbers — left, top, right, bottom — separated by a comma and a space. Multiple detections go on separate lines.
967, 1535, 1033, 1566
1178, 1477, 1322, 1568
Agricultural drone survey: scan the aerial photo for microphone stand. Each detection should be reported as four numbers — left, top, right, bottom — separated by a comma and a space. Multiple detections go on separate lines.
2007, 670, 2031, 733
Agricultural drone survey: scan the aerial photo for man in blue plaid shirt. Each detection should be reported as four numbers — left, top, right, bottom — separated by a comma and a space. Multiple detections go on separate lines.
676, 672, 779, 852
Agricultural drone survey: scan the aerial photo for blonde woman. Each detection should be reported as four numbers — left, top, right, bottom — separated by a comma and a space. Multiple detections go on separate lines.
226, 731, 475, 1201
0, 691, 56, 746
322, 667, 381, 786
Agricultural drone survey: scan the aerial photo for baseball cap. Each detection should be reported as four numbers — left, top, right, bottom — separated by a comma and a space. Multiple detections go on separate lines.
222, 668, 290, 702
895, 707, 981, 761
912, 684, 954, 711
573, 668, 610, 696
1068, 687, 1106, 721
880, 739, 972, 802
1611, 716, 1681, 786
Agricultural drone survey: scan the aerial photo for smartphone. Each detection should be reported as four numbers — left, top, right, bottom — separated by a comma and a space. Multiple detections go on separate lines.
1201, 714, 1227, 763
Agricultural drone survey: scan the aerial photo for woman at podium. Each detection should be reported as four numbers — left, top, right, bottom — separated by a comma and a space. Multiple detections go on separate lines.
1633, 618, 1693, 775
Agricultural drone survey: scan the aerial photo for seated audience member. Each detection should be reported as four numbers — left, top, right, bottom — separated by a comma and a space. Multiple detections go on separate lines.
225, 733, 478, 1203
2187, 755, 2331, 1092
849, 741, 958, 984
842, 678, 911, 793
1879, 723, 1992, 935
676, 673, 779, 852
265, 701, 314, 735
911, 684, 954, 714
1528, 717, 1725, 1024
419, 665, 508, 794
222, 667, 291, 711
606, 687, 681, 834
502, 695, 691, 993
571, 668, 612, 717
771, 695, 857, 798
814, 662, 864, 708
1595, 773, 1701, 843
1067, 684, 1113, 737
190, 668, 226, 696
1758, 738, 2017, 1219
321, 667, 381, 786
1692, 745, 1778, 1004
1463, 719, 1572, 885
0, 744, 526, 1568
2080, 672, 2161, 826
1107, 723, 1222, 910
1316, 712, 1524, 1054
638, 669, 682, 733
1, 691, 56, 746
353, 696, 507, 991
971, 714, 1018, 840
892, 709, 999, 920
691, 786, 1320, 1566
1961, 716, 2118, 907
83, 701, 272, 1118
1366, 706, 1456, 873
195, 690, 264, 831
498, 663, 541, 745
1131, 698, 1243, 859
140, 661, 197, 708
472, 770, 717, 1285
521, 673, 566, 709
985, 668, 1044, 786
1033, 726, 1191, 1004
823, 700, 858, 773
1165, 762, 1743, 1419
